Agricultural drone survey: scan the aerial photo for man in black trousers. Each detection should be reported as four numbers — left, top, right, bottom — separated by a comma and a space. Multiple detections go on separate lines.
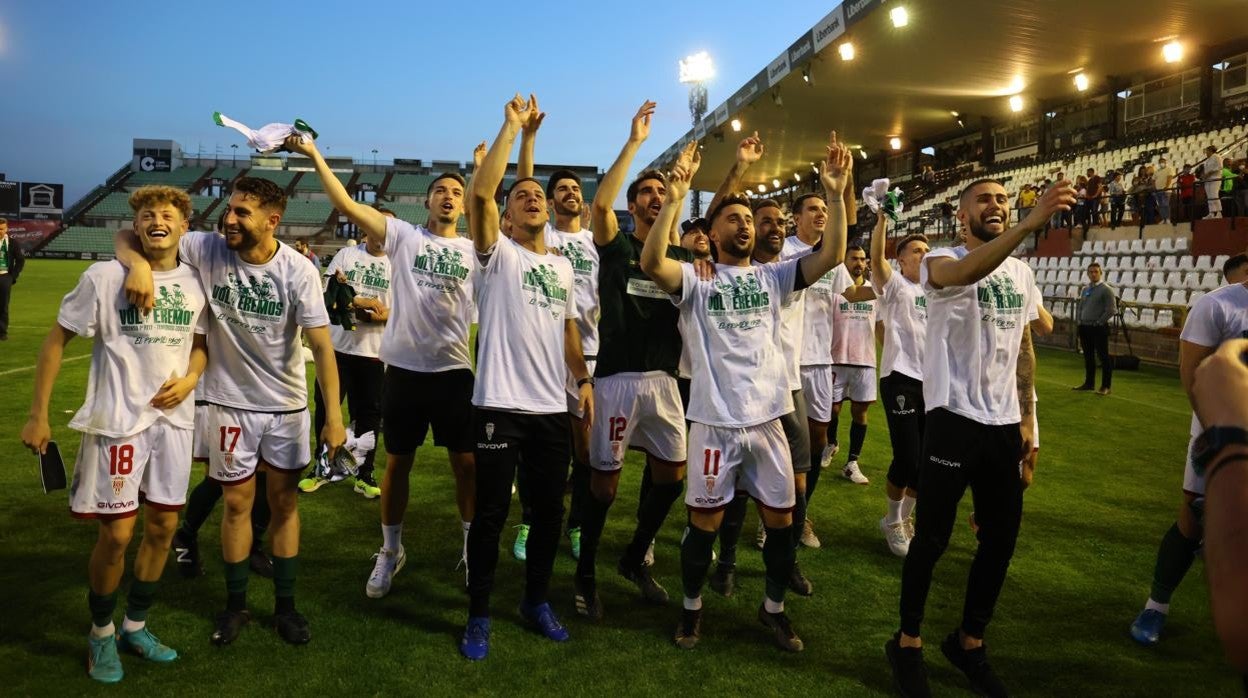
0, 217, 27, 340
1074, 261, 1116, 396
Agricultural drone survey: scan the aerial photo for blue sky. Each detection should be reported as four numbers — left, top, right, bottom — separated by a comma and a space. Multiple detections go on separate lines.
0, 1, 833, 204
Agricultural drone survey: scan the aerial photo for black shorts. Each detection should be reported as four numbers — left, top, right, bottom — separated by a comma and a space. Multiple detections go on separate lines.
382, 366, 474, 455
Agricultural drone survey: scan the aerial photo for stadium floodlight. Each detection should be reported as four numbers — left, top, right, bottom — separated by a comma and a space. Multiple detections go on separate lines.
859, 148, 868, 160
1074, 73, 1089, 91
679, 51, 715, 84
758, 183, 767, 193
772, 178, 781, 188
890, 6, 909, 27
1162, 40, 1183, 63
838, 42, 855, 61
950, 110, 959, 117
794, 172, 801, 182
1009, 95, 1024, 112
730, 118, 742, 132
889, 137, 902, 150
811, 163, 819, 174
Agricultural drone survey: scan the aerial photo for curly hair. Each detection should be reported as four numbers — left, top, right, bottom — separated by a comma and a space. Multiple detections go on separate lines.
232, 176, 288, 213
128, 185, 192, 220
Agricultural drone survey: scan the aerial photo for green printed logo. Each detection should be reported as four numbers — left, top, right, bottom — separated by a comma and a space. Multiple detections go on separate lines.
346, 260, 391, 292
413, 247, 469, 282
211, 272, 284, 318
523, 263, 568, 303
707, 274, 770, 315
558, 241, 594, 275
119, 283, 194, 328
977, 272, 1024, 329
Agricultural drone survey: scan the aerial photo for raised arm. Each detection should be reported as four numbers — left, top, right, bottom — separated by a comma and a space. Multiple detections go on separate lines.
471, 94, 529, 254
869, 209, 892, 289
666, 141, 700, 245
463, 140, 487, 227
517, 95, 545, 180
640, 157, 697, 294
20, 324, 76, 455
798, 131, 853, 282
706, 132, 763, 215
927, 180, 1077, 290
593, 101, 655, 247
284, 136, 386, 242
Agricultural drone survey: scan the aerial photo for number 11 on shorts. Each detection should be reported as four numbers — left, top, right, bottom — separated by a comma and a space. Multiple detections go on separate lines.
703, 449, 721, 476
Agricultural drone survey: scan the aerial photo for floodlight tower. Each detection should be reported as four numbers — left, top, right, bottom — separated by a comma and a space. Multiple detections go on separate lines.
679, 51, 714, 217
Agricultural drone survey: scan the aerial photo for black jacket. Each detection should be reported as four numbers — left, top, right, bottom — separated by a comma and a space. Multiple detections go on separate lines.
2, 236, 24, 284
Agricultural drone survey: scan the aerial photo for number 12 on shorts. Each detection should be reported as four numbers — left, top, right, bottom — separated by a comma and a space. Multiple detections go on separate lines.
219, 426, 241, 453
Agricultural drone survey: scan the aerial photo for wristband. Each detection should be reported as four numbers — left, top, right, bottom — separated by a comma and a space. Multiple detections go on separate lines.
1206, 453, 1248, 486
577, 377, 595, 389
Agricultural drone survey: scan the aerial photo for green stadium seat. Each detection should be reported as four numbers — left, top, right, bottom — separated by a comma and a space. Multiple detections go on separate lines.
281, 199, 334, 226
210, 167, 245, 182
43, 226, 116, 254
355, 172, 385, 187
125, 166, 209, 188
294, 171, 353, 192
385, 173, 437, 195
247, 169, 297, 188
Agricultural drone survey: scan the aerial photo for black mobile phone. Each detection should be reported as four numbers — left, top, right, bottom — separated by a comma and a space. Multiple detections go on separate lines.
39, 441, 67, 493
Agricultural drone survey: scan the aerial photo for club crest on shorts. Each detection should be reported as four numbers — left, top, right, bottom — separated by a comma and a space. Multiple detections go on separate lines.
223, 452, 234, 467
897, 395, 906, 411
111, 477, 125, 497
705, 475, 716, 494
485, 423, 495, 441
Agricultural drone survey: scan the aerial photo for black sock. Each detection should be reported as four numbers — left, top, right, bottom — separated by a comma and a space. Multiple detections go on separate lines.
567, 458, 589, 531
623, 480, 683, 568
224, 559, 249, 612
637, 464, 654, 520
182, 476, 223, 535
124, 580, 158, 622
828, 413, 840, 447
791, 489, 808, 552
806, 458, 823, 504
575, 493, 612, 593
717, 496, 748, 568
762, 524, 796, 604
273, 555, 297, 613
849, 422, 868, 462
251, 471, 272, 531
680, 524, 718, 601
1150, 523, 1201, 604
88, 590, 117, 628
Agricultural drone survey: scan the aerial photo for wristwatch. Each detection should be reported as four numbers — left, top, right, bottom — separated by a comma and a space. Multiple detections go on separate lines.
1190, 426, 1248, 476
577, 377, 595, 389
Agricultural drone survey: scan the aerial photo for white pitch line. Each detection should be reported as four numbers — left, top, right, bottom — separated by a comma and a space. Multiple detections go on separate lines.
1034, 374, 1189, 416
0, 354, 90, 377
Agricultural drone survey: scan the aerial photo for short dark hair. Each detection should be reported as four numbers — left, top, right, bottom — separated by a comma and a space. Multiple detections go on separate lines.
707, 194, 751, 226
626, 169, 667, 204
505, 176, 544, 200
846, 241, 866, 256
895, 233, 928, 256
793, 193, 824, 215
1223, 253, 1248, 277
751, 198, 782, 214
232, 176, 287, 213
958, 178, 1003, 205
1087, 261, 1102, 270
428, 172, 466, 196
545, 169, 582, 198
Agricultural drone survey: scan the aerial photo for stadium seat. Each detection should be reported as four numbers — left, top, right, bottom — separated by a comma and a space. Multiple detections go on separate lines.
1147, 271, 1165, 287
1145, 255, 1161, 269
1153, 309, 1174, 329
1195, 255, 1213, 271
1161, 256, 1178, 271
1092, 240, 1107, 255
1120, 271, 1136, 287
1159, 237, 1175, 254
1114, 240, 1132, 254
1178, 255, 1194, 271
1214, 254, 1230, 271
1136, 288, 1153, 304
1143, 239, 1159, 254
1107, 270, 1122, 286
1121, 287, 1138, 303
1164, 271, 1183, 289
1129, 239, 1145, 254
1188, 290, 1206, 307
1059, 257, 1072, 270
1132, 308, 1155, 328
1076, 240, 1092, 256
1169, 289, 1187, 306
1152, 289, 1170, 305
1104, 256, 1119, 271
1201, 272, 1221, 291
1181, 271, 1201, 289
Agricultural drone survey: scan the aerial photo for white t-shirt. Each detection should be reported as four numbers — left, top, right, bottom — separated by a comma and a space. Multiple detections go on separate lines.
920, 246, 1039, 425
325, 243, 392, 359
548, 226, 601, 358
1202, 154, 1223, 183
1180, 282, 1248, 436
181, 232, 329, 412
786, 236, 852, 366
675, 260, 799, 427
59, 261, 208, 437
380, 218, 476, 373
472, 237, 578, 413
774, 243, 808, 390
875, 271, 927, 381
830, 278, 877, 368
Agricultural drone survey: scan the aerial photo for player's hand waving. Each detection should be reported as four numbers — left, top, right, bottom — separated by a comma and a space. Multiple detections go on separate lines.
819, 130, 853, 196
737, 131, 764, 166
667, 142, 700, 200
504, 93, 529, 128
1027, 178, 1077, 230
630, 101, 657, 143
521, 95, 546, 136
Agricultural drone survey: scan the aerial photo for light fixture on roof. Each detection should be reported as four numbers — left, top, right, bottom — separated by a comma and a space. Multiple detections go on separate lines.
811, 163, 819, 174
1008, 75, 1025, 94
730, 118, 742, 132
956, 118, 965, 129
758, 183, 767, 193
772, 178, 781, 188
1074, 73, 1089, 91
1009, 95, 1024, 112
679, 51, 715, 84
771, 88, 783, 107
921, 146, 935, 156
794, 172, 801, 182
838, 42, 855, 61
949, 110, 959, 117
1045, 110, 1057, 118
1116, 89, 1132, 99
1162, 40, 1183, 63
890, 6, 909, 27
1213, 61, 1229, 71
859, 148, 868, 160
889, 137, 902, 150
802, 65, 813, 85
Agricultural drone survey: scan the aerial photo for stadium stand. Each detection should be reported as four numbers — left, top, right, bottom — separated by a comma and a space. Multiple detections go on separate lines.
294, 171, 354, 192
41, 226, 116, 255
247, 169, 298, 189
385, 173, 438, 196
124, 166, 209, 189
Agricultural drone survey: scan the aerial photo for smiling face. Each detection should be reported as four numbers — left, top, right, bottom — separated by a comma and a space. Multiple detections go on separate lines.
753, 205, 784, 257
681, 227, 710, 257
221, 193, 279, 253
895, 236, 929, 282
793, 196, 827, 238
426, 177, 465, 226
549, 177, 583, 219
710, 203, 755, 261
958, 181, 1010, 245
134, 202, 188, 256
504, 179, 549, 236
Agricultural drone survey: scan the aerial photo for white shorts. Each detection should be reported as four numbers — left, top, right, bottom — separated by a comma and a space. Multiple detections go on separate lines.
70, 425, 193, 519
686, 421, 795, 511
565, 359, 598, 418
800, 365, 834, 423
200, 404, 312, 485
832, 365, 877, 403
1183, 434, 1204, 495
191, 402, 209, 461
589, 371, 687, 470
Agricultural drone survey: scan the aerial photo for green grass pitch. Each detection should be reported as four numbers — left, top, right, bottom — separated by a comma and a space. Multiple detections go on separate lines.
0, 259, 1240, 695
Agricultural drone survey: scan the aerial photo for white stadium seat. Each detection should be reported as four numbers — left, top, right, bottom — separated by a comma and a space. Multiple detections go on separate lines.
1161, 256, 1178, 271
1076, 240, 1092, 256
1169, 289, 1187, 306
1178, 255, 1194, 271
1196, 255, 1213, 271
1145, 255, 1161, 269
1147, 271, 1165, 288
1174, 237, 1190, 254
1133, 308, 1155, 328
1153, 309, 1174, 329
1120, 271, 1136, 287
1107, 270, 1122, 286
1129, 239, 1146, 254
1121, 287, 1137, 303
1143, 239, 1159, 254
1159, 238, 1175, 254
1152, 289, 1171, 305
1214, 254, 1230, 271
1201, 272, 1221, 291
1136, 288, 1153, 304
1164, 271, 1183, 289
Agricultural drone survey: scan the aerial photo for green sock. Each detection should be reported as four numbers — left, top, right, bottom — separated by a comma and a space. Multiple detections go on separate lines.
125, 580, 159, 623
88, 590, 118, 628
273, 555, 297, 614
762, 525, 796, 604
225, 559, 250, 612
680, 524, 717, 601
1150, 523, 1201, 604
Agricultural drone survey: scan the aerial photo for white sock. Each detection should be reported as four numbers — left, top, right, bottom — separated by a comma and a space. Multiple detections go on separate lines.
121, 616, 145, 633
91, 621, 116, 638
764, 597, 784, 614
683, 596, 703, 611
887, 498, 904, 525
382, 524, 403, 552
900, 495, 916, 519
1145, 598, 1170, 614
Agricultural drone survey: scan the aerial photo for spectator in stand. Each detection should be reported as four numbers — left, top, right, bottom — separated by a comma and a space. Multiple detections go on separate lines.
1202, 145, 1224, 219
939, 201, 954, 235
1073, 175, 1089, 230
1108, 171, 1127, 229
1156, 157, 1177, 225
1017, 184, 1037, 225
1235, 159, 1248, 219
1177, 164, 1197, 223
1074, 262, 1116, 396
1084, 168, 1103, 233
0, 217, 26, 341
1221, 158, 1237, 218
1130, 165, 1155, 229
920, 164, 936, 194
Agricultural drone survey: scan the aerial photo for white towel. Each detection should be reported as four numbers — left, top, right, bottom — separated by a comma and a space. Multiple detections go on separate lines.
213, 111, 317, 154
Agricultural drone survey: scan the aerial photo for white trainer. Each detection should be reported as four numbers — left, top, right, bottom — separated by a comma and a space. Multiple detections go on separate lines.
365, 545, 406, 599
643, 538, 656, 567
819, 443, 840, 469
842, 460, 869, 484
799, 518, 821, 549
880, 517, 910, 557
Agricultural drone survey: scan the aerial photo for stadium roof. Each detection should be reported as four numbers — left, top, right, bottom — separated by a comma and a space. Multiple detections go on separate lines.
649, 0, 1248, 192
